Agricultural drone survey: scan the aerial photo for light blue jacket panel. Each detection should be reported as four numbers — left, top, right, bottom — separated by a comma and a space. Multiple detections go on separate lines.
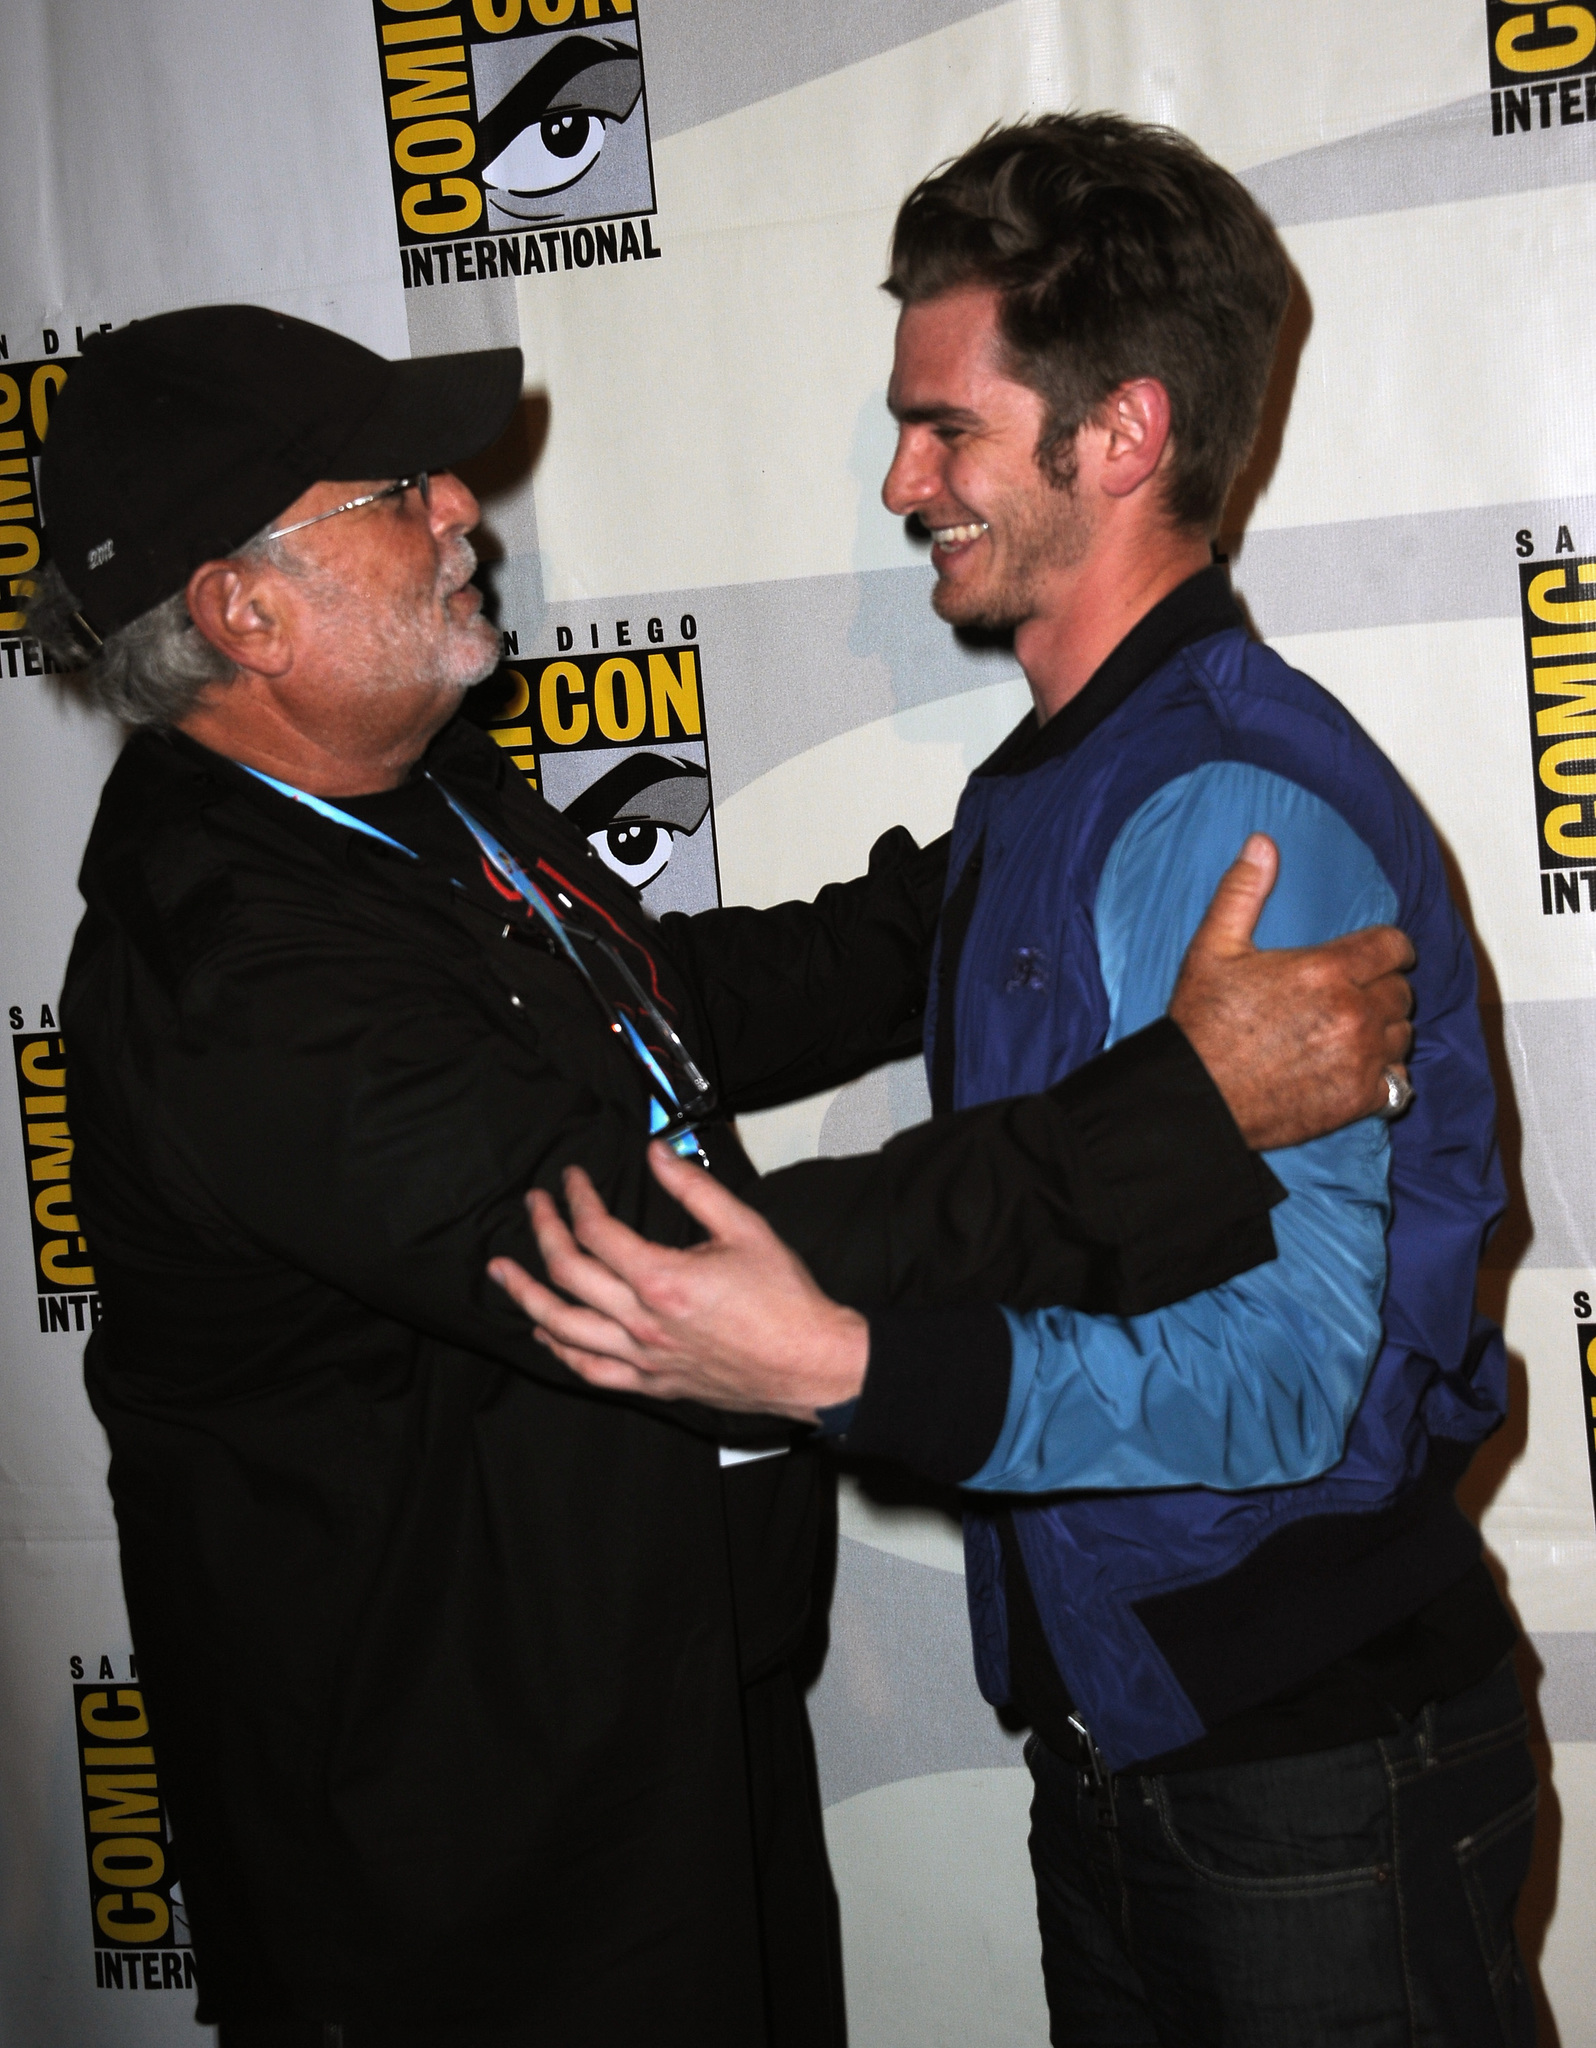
968, 762, 1396, 1496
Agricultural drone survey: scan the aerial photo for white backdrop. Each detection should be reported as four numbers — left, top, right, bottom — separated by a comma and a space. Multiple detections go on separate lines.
3, 2, 1595, 2040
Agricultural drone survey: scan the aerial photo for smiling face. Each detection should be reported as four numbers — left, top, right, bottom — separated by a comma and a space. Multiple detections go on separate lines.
882, 286, 1096, 633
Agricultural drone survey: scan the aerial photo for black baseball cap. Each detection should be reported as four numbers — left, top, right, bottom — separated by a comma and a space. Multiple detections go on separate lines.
42, 304, 524, 638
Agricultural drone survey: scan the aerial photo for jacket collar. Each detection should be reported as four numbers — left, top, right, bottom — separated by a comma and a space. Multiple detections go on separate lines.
974, 563, 1246, 780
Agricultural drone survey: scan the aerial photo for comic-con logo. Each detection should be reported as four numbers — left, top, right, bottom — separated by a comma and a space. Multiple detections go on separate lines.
372, 0, 658, 290
0, 355, 68, 668
1488, 3, 1596, 132
68, 1663, 197, 1993
482, 613, 719, 916
10, 1014, 100, 1333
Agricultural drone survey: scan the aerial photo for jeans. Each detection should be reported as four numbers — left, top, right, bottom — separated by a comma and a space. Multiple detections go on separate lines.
1026, 1658, 1538, 2046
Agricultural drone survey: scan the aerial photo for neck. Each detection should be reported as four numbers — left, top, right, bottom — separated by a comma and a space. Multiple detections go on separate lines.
178, 670, 459, 797
1016, 523, 1211, 725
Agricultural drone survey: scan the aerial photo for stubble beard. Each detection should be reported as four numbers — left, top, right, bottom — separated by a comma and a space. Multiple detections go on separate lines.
304, 537, 501, 698
930, 450, 1095, 634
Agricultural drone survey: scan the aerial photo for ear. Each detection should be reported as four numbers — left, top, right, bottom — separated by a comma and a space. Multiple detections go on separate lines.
1096, 378, 1174, 502
185, 557, 294, 679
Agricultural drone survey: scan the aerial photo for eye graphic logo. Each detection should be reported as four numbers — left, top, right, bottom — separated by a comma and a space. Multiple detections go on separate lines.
482, 626, 721, 917
372, 0, 655, 267
565, 753, 711, 892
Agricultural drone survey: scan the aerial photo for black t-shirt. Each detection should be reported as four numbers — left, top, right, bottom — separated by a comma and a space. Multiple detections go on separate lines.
339, 773, 522, 912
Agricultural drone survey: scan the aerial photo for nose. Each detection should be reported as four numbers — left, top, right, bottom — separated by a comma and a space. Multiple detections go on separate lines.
427, 470, 481, 537
882, 426, 939, 519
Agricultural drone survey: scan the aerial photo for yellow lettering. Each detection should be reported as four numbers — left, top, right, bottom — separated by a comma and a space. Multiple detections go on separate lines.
81, 1691, 149, 1740
27, 1123, 71, 1179
85, 1776, 160, 1833
384, 0, 455, 10
386, 49, 470, 119
539, 662, 589, 744
1536, 679, 1596, 734
21, 1042, 65, 1087
29, 364, 66, 444
496, 669, 530, 721
34, 1185, 78, 1231
1539, 738, 1596, 793
490, 726, 534, 749
96, 1893, 169, 1942
1532, 629, 1596, 658
400, 178, 482, 235
382, 12, 463, 40
24, 1093, 64, 1113
648, 650, 701, 737
0, 468, 35, 518
1544, 803, 1596, 857
1529, 564, 1596, 623
82, 1748, 154, 1766
41, 1240, 95, 1285
1496, 5, 1596, 72
0, 526, 40, 576
474, 0, 523, 26
394, 118, 475, 174
0, 374, 18, 426
528, 0, 575, 21
594, 657, 646, 741
92, 1839, 165, 1887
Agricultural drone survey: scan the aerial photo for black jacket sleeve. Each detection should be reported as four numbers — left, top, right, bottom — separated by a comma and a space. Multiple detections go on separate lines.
658, 825, 948, 1112
751, 1017, 1282, 1318
757, 1020, 1284, 1483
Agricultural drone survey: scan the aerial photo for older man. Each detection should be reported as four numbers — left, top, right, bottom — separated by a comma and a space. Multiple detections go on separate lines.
35, 304, 1410, 2047
496, 116, 1533, 2048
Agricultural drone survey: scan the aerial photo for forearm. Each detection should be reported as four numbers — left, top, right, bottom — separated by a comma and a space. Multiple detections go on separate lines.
751, 1018, 1280, 1315
660, 827, 950, 1110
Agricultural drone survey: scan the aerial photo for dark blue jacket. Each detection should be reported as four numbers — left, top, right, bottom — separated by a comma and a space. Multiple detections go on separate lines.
936, 581, 1508, 1769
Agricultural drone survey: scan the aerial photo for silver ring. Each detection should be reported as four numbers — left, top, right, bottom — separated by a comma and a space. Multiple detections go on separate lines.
1379, 1067, 1415, 1119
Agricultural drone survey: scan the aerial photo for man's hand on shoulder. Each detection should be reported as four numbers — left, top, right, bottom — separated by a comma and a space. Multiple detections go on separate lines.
1169, 832, 1415, 1152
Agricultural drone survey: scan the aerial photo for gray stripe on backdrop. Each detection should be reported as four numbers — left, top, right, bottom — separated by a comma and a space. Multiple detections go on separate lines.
538, 562, 1022, 805
642, 0, 1007, 141
810, 1539, 1596, 1809
810, 1534, 1023, 1810
1229, 496, 1596, 643
526, 492, 1596, 802
1242, 91, 1596, 233
1484, 998, 1596, 1273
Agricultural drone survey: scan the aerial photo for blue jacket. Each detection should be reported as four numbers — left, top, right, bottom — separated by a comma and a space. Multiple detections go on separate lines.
934, 573, 1507, 1769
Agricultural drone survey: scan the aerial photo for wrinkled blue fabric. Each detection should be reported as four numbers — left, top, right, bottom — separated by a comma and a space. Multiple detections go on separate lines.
970, 764, 1394, 1496
939, 626, 1508, 1768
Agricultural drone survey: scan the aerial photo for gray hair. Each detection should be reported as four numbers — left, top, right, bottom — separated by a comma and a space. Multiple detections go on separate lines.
24, 522, 295, 728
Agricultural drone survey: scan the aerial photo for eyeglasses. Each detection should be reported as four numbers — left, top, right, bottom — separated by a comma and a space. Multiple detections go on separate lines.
267, 473, 430, 541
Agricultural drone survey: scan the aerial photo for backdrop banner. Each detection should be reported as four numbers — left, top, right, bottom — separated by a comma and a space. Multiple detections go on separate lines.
4, 2, 1595, 2041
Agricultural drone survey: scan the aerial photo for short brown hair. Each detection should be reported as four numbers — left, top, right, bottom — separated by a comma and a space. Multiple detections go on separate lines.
886, 113, 1291, 532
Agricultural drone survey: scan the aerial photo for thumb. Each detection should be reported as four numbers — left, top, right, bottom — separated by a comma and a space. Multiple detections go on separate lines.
1186, 833, 1278, 961
647, 1140, 767, 1245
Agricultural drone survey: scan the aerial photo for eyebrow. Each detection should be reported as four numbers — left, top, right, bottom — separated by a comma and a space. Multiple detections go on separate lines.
887, 400, 984, 428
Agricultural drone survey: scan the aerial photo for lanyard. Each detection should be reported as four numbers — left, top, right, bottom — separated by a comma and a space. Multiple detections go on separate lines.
239, 764, 706, 1155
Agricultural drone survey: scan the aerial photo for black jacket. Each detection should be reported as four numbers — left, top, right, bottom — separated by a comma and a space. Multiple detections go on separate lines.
63, 716, 1276, 2037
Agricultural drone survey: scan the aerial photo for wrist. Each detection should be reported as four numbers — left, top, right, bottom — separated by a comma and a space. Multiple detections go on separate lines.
793, 1303, 869, 1423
